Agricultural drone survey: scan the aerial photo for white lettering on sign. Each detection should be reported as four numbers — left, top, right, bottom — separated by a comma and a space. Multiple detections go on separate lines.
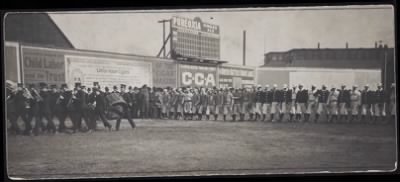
173, 16, 201, 30
182, 72, 215, 86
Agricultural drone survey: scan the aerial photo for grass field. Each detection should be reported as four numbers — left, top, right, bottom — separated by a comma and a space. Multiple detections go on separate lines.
6, 118, 397, 179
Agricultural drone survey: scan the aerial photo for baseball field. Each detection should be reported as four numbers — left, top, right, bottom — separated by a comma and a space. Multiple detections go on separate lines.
6, 118, 397, 179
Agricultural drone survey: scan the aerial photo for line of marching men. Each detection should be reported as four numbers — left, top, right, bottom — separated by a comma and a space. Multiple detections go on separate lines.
6, 81, 396, 136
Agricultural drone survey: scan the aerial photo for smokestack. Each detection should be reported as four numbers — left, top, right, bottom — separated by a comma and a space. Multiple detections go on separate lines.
346, 42, 349, 49
317, 42, 320, 49
375, 41, 378, 48
243, 30, 246, 66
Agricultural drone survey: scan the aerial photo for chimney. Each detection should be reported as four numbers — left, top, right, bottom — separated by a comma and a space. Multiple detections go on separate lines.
375, 41, 378, 48
317, 42, 320, 49
345, 42, 349, 49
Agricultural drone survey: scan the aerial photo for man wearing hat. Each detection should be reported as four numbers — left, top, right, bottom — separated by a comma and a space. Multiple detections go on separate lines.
34, 82, 56, 135
88, 86, 112, 131
231, 88, 241, 121
9, 83, 31, 135
198, 88, 208, 120
327, 85, 340, 123
288, 84, 297, 122
262, 85, 272, 121
279, 84, 291, 122
306, 84, 318, 122
338, 84, 351, 122
140, 85, 150, 118
71, 82, 91, 133
255, 85, 264, 121
248, 87, 257, 121
270, 84, 280, 122
373, 83, 386, 122
214, 89, 224, 121
295, 84, 308, 122
206, 89, 216, 120
315, 84, 330, 122
240, 88, 250, 121
48, 84, 60, 129
55, 84, 71, 133
115, 84, 136, 130
349, 85, 361, 122
361, 84, 374, 122
112, 85, 119, 93
223, 87, 234, 121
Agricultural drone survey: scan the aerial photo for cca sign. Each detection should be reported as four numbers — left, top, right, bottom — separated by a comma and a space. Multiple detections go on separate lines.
182, 72, 215, 86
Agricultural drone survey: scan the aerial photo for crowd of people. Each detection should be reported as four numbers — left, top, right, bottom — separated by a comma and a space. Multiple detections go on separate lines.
6, 80, 396, 136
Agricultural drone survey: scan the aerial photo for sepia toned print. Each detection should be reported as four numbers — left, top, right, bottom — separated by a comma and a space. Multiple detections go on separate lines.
4, 5, 396, 179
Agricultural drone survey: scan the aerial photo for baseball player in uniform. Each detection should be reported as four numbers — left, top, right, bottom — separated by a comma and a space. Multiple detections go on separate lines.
232, 88, 242, 121
214, 89, 224, 121
206, 90, 215, 120
306, 85, 318, 122
374, 83, 386, 122
255, 85, 264, 121
223, 88, 234, 121
349, 85, 361, 122
295, 84, 308, 122
262, 85, 272, 121
328, 85, 340, 123
338, 84, 350, 122
361, 84, 374, 122
270, 84, 280, 122
315, 85, 330, 122
289, 85, 297, 122
280, 84, 291, 122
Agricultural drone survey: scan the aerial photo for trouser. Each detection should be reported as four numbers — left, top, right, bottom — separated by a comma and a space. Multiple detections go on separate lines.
116, 107, 135, 131
141, 101, 149, 118
56, 111, 68, 132
131, 103, 138, 118
255, 102, 263, 115
306, 101, 316, 114
184, 102, 193, 114
350, 101, 360, 115
9, 110, 31, 134
361, 104, 374, 116
34, 112, 56, 134
92, 110, 111, 129
374, 103, 386, 117
339, 102, 348, 115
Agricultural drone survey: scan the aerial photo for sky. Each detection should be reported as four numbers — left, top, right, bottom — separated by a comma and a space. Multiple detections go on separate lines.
49, 5, 394, 66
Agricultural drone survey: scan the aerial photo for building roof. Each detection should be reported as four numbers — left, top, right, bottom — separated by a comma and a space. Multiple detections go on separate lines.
4, 13, 74, 49
262, 47, 394, 69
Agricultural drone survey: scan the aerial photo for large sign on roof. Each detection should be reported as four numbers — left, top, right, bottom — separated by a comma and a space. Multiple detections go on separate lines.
171, 16, 220, 61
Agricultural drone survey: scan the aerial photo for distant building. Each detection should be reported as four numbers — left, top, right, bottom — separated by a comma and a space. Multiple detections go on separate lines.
258, 46, 394, 90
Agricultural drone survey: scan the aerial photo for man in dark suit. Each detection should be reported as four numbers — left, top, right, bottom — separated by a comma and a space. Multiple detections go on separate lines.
34, 82, 56, 135
115, 84, 136, 131
55, 84, 71, 133
88, 86, 112, 131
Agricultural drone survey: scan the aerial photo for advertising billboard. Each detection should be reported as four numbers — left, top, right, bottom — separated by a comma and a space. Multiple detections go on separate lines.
5, 42, 20, 83
21, 47, 65, 87
171, 16, 220, 60
219, 66, 255, 88
178, 63, 217, 88
152, 61, 177, 88
65, 55, 152, 89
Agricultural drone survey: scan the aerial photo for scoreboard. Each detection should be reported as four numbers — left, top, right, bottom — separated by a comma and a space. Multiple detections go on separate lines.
171, 16, 220, 60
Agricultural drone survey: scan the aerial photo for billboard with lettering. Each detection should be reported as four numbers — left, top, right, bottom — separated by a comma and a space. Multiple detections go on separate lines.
219, 65, 255, 88
65, 55, 152, 89
21, 47, 65, 87
178, 63, 217, 88
152, 61, 177, 88
171, 16, 220, 60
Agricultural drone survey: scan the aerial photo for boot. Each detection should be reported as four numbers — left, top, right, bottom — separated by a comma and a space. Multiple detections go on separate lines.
232, 115, 236, 121
223, 115, 226, 121
289, 114, 294, 122
262, 114, 266, 121
270, 114, 274, 122
214, 114, 218, 121
279, 113, 284, 122
199, 114, 202, 120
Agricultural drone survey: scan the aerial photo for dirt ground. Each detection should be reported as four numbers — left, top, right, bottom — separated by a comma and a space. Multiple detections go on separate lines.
6, 118, 397, 179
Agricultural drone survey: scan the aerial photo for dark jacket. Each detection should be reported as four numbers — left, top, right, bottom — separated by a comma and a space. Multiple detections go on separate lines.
296, 89, 309, 103
317, 89, 330, 103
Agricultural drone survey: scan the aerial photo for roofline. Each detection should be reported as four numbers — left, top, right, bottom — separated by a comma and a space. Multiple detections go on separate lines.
264, 47, 394, 55
45, 13, 75, 49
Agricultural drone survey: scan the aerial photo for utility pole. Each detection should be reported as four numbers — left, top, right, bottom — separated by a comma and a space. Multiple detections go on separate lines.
158, 19, 171, 58
243, 30, 246, 66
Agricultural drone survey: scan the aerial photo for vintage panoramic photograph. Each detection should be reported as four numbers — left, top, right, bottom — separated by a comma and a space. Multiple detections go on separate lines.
3, 5, 397, 179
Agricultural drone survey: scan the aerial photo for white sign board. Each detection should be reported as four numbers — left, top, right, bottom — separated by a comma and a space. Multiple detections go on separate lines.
65, 55, 152, 89
289, 70, 381, 88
